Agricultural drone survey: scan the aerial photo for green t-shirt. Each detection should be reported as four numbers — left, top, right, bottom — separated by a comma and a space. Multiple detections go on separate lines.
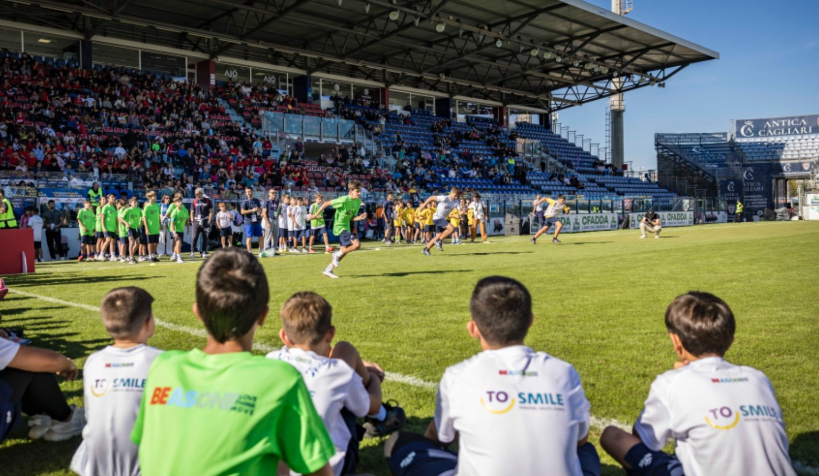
330, 196, 361, 235
95, 207, 103, 233
117, 208, 129, 237
102, 204, 118, 233
77, 208, 96, 237
170, 206, 189, 233
131, 349, 334, 476
127, 207, 143, 229
309, 203, 325, 229
144, 203, 161, 234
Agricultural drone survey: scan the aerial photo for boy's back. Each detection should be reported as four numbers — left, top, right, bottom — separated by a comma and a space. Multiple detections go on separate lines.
635, 357, 795, 476
71, 344, 163, 476
267, 347, 370, 476
438, 346, 589, 476
132, 349, 333, 476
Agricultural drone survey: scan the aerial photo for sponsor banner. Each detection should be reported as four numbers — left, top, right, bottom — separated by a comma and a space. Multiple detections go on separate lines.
656, 132, 728, 145
698, 211, 728, 224
742, 164, 772, 217
720, 180, 742, 212
629, 211, 694, 229
532, 213, 618, 234
734, 114, 819, 139
805, 194, 819, 221
774, 161, 814, 177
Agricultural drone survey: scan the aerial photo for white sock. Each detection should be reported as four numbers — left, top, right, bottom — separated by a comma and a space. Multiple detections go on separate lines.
324, 264, 334, 273
369, 404, 387, 421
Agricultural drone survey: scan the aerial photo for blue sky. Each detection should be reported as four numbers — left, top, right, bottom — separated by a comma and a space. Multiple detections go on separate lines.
556, 0, 819, 171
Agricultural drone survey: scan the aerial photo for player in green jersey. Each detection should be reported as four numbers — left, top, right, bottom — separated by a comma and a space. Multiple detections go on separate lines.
307, 181, 367, 279
76, 200, 96, 261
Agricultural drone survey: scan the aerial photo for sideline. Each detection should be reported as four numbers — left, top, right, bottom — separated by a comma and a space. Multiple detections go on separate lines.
8, 288, 819, 475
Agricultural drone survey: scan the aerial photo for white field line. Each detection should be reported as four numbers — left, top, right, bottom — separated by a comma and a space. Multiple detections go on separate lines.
7, 289, 819, 474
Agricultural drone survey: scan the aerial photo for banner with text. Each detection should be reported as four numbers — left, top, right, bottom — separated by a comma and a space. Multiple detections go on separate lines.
734, 114, 819, 139
532, 213, 618, 234
773, 161, 815, 177
720, 179, 742, 213
742, 164, 772, 217
629, 211, 694, 229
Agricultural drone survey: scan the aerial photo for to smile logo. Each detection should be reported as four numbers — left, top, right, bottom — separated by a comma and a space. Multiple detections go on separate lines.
480, 391, 516, 414
705, 406, 740, 430
91, 379, 110, 397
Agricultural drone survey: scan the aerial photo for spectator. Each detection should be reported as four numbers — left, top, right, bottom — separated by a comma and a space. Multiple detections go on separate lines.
42, 200, 66, 261
130, 249, 336, 476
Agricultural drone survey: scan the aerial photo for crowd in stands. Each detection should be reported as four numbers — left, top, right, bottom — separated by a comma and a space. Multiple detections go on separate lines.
0, 251, 799, 476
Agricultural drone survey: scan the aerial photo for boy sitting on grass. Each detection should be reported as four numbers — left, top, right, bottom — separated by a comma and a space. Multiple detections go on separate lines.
131, 248, 335, 476
600, 291, 796, 476
71, 287, 163, 476
385, 276, 600, 476
268, 291, 406, 476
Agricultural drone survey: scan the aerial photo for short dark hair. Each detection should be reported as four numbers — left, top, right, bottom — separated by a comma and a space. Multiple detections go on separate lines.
470, 276, 532, 346
100, 287, 154, 339
665, 291, 735, 357
280, 292, 333, 345
557, 194, 566, 200
196, 248, 269, 343
348, 180, 361, 191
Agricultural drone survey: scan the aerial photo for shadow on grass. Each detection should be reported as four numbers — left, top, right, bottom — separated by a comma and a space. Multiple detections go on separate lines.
350, 270, 472, 278
7, 273, 156, 288
570, 241, 614, 245
449, 251, 534, 256
792, 431, 819, 469
0, 431, 81, 476
0, 306, 67, 317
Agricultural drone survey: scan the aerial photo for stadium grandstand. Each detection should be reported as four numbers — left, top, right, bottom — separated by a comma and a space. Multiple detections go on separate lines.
656, 114, 818, 221
0, 0, 718, 246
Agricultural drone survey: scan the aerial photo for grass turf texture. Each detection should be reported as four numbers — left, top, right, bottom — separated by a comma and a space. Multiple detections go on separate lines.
1, 221, 818, 476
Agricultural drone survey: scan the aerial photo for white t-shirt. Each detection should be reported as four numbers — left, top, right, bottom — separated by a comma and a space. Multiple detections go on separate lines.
215, 211, 232, 229
435, 346, 590, 476
0, 338, 21, 369
544, 199, 567, 218
468, 201, 485, 221
71, 344, 163, 476
28, 215, 44, 241
293, 206, 306, 230
433, 196, 460, 221
533, 199, 544, 213
634, 357, 796, 476
266, 347, 370, 476
278, 205, 289, 228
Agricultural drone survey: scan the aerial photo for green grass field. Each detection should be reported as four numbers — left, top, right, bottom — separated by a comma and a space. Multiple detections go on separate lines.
2, 221, 818, 475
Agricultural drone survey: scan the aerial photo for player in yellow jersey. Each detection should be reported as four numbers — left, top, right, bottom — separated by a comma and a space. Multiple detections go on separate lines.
448, 207, 461, 245
423, 204, 435, 243
532, 194, 570, 244
413, 205, 425, 244
392, 199, 404, 244
401, 201, 415, 244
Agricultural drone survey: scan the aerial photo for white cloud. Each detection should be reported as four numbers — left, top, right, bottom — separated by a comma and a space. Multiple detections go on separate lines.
804, 40, 818, 50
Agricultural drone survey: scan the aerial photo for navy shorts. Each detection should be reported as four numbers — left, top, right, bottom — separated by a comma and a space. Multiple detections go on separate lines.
338, 230, 358, 247
414, 222, 421, 229
34, 241, 41, 250
173, 232, 184, 242
312, 227, 326, 239
128, 228, 141, 243
425, 225, 434, 233
148, 234, 160, 244
95, 232, 105, 239
280, 228, 289, 239
244, 222, 262, 237
82, 235, 95, 245
434, 218, 450, 233
119, 237, 129, 246
386, 433, 457, 476
219, 228, 231, 238
624, 443, 683, 476
541, 217, 559, 229
106, 231, 118, 240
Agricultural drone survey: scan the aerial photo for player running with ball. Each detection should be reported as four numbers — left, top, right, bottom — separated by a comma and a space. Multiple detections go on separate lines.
531, 194, 570, 245
308, 181, 367, 279
420, 187, 462, 257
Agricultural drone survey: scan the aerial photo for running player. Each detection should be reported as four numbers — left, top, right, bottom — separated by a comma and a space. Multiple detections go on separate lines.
420, 187, 462, 256
531, 194, 570, 245
307, 181, 367, 279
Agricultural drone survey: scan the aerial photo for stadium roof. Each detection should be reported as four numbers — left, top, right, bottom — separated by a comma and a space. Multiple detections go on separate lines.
0, 0, 719, 110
